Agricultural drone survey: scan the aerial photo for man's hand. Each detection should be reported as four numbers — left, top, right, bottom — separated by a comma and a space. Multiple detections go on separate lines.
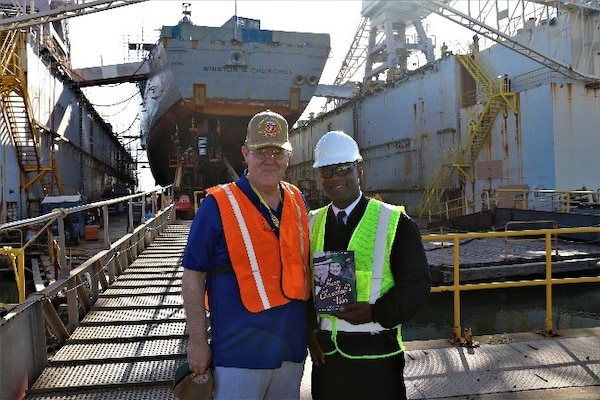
187, 340, 212, 376
333, 302, 372, 324
182, 269, 211, 375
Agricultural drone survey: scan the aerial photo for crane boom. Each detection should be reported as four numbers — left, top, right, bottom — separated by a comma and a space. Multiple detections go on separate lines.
334, 0, 599, 93
0, 0, 148, 32
420, 0, 599, 85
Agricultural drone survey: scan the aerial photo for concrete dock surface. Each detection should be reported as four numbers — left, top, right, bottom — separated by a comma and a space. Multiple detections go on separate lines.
300, 328, 600, 399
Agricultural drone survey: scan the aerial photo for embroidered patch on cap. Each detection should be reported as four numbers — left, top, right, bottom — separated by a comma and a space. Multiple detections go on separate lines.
246, 110, 292, 151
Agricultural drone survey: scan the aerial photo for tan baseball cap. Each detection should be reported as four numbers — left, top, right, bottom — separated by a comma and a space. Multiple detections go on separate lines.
246, 110, 292, 151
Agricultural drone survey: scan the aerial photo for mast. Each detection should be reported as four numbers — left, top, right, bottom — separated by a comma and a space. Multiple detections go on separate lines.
234, 0, 238, 41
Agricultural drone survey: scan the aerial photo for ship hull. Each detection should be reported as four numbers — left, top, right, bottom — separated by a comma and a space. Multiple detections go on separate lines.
139, 17, 330, 190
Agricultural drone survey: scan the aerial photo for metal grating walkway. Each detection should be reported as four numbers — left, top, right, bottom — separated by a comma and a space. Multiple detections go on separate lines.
24, 222, 192, 400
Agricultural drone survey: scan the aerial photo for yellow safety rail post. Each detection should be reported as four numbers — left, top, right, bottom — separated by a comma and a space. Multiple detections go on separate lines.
452, 235, 462, 342
428, 235, 464, 344
543, 231, 555, 336
0, 247, 25, 302
2, 219, 56, 301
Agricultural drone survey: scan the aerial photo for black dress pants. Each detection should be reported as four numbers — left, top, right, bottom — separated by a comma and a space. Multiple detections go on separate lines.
311, 330, 407, 400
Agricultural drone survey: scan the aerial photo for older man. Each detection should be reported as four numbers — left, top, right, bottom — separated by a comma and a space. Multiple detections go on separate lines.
182, 110, 311, 399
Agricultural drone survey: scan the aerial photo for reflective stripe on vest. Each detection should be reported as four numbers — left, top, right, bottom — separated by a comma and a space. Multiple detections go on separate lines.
210, 183, 310, 312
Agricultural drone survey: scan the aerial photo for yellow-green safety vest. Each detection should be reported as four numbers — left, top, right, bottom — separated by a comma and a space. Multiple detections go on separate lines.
308, 199, 406, 359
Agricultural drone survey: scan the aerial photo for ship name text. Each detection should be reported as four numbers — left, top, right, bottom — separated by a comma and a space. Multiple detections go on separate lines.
202, 66, 292, 75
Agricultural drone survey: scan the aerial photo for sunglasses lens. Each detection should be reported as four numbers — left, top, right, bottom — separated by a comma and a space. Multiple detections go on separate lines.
321, 169, 334, 179
336, 165, 352, 175
318, 162, 355, 178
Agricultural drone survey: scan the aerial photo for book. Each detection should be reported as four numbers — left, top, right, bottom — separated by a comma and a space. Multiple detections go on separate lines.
313, 250, 356, 313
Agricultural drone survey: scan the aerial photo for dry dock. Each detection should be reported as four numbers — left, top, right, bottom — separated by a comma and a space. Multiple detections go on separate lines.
14, 219, 598, 399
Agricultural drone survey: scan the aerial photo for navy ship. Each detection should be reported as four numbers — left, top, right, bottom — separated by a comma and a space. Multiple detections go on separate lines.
138, 4, 330, 195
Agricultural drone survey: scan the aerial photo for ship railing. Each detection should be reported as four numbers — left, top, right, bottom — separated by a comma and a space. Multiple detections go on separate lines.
0, 186, 174, 303
429, 188, 600, 220
504, 220, 559, 259
0, 186, 175, 346
497, 188, 600, 212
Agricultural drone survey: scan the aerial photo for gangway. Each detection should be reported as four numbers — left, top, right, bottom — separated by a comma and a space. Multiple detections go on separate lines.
22, 221, 191, 399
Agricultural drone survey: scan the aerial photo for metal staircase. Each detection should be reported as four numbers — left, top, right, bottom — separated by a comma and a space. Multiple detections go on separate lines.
0, 29, 63, 195
418, 54, 519, 218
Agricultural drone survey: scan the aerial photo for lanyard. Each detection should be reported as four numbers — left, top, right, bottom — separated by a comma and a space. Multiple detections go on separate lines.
249, 181, 281, 229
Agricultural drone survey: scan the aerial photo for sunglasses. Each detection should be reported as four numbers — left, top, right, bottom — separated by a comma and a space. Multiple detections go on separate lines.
248, 148, 290, 160
318, 162, 357, 179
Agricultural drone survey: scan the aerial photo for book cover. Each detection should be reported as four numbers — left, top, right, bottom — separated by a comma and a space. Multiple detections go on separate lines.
313, 250, 356, 313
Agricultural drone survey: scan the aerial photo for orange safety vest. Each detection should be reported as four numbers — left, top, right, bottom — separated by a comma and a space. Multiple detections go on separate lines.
208, 182, 310, 312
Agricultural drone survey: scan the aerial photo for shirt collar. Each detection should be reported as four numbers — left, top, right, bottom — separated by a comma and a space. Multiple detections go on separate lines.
332, 192, 362, 217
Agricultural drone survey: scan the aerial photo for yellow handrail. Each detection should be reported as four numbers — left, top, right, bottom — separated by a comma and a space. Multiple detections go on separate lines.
424, 226, 600, 342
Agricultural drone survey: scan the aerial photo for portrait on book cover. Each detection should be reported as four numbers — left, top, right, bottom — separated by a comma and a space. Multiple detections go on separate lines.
313, 250, 356, 313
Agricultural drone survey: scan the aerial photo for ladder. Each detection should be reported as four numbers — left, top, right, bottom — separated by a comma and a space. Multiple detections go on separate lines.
0, 29, 63, 195
418, 54, 519, 218
173, 165, 183, 190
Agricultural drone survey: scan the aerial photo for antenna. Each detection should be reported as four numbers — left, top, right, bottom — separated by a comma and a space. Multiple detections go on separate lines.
182, 2, 191, 23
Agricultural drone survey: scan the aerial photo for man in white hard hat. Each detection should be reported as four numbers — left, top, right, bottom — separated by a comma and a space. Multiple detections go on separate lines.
307, 130, 431, 399
182, 110, 311, 399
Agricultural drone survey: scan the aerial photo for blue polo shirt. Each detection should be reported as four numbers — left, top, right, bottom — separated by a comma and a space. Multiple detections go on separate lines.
182, 173, 308, 369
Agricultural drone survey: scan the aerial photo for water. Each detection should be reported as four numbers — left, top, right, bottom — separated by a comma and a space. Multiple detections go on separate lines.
402, 282, 600, 341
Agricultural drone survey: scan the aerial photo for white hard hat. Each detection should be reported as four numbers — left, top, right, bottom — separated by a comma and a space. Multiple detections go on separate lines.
313, 131, 363, 168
